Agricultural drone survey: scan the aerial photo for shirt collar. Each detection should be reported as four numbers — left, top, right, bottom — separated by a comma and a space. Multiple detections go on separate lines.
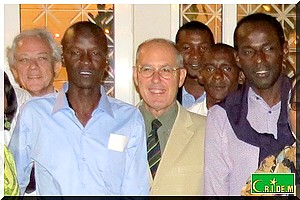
52, 83, 114, 118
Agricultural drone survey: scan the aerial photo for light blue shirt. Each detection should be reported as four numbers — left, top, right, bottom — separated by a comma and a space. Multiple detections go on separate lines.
9, 83, 149, 196
182, 86, 206, 108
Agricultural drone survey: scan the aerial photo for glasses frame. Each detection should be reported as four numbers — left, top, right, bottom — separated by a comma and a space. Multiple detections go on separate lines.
289, 101, 300, 111
137, 65, 180, 79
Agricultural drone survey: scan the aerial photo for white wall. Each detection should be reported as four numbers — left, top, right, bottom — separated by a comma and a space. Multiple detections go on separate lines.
4, 4, 20, 86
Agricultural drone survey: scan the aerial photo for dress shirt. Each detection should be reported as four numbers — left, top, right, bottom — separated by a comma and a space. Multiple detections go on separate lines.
138, 101, 177, 154
204, 87, 281, 196
9, 83, 149, 196
182, 86, 206, 109
188, 97, 208, 116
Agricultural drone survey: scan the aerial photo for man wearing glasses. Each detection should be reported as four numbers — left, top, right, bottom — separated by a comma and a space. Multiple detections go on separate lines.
133, 38, 206, 195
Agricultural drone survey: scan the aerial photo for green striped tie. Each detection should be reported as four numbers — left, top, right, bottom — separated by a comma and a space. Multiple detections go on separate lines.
147, 119, 162, 178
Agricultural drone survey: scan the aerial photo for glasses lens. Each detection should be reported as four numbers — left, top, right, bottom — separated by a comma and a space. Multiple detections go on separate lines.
139, 66, 154, 78
291, 102, 300, 111
160, 67, 174, 79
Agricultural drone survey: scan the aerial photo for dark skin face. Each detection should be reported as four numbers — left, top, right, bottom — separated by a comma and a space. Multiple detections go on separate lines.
199, 49, 242, 107
235, 22, 288, 96
176, 30, 214, 79
62, 29, 107, 91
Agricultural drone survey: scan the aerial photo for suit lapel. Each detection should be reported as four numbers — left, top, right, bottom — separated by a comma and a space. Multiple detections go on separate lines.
153, 103, 196, 184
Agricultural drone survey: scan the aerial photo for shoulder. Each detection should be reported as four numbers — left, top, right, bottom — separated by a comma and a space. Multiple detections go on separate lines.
19, 93, 56, 114
107, 96, 142, 116
14, 87, 31, 105
177, 103, 206, 128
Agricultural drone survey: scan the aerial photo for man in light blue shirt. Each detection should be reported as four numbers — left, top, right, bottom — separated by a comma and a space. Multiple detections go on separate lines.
9, 21, 149, 196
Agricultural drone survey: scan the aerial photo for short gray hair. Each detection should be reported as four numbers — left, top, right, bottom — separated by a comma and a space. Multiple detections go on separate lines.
136, 38, 183, 68
7, 28, 62, 67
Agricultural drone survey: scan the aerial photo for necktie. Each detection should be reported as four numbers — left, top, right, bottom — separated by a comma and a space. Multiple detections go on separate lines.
147, 119, 162, 178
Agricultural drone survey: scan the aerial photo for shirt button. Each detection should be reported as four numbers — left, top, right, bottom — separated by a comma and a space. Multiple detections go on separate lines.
83, 158, 86, 161
256, 97, 260, 100
268, 111, 272, 114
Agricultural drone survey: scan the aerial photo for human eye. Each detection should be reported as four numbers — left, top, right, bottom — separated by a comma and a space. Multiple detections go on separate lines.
71, 49, 80, 56
37, 55, 50, 61
264, 46, 273, 52
241, 49, 254, 56
161, 66, 173, 73
180, 45, 191, 52
18, 57, 29, 63
204, 65, 214, 72
200, 46, 208, 51
141, 66, 153, 72
222, 66, 232, 72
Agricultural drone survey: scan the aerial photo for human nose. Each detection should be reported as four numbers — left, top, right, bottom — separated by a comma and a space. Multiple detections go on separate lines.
80, 52, 91, 64
190, 48, 203, 59
254, 50, 265, 64
151, 69, 162, 83
212, 68, 224, 80
28, 58, 39, 69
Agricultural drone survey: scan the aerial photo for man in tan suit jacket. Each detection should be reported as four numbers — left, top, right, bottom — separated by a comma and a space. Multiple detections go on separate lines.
133, 38, 206, 195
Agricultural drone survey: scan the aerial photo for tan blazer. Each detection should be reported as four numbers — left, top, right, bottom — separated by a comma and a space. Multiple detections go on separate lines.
149, 102, 206, 195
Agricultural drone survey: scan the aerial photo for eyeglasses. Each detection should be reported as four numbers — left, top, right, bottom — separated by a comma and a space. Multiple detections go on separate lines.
137, 65, 180, 79
289, 102, 300, 111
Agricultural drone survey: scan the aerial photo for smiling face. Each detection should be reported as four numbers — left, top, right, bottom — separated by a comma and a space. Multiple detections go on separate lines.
235, 22, 288, 93
199, 48, 241, 106
176, 30, 214, 79
62, 29, 107, 91
12, 36, 60, 96
134, 40, 186, 117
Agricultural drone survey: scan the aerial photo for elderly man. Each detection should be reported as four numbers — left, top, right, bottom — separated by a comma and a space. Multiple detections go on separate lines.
7, 28, 62, 97
9, 21, 149, 195
133, 38, 206, 195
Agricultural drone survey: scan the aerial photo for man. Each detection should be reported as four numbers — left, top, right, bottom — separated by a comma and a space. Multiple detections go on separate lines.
7, 28, 62, 97
133, 38, 206, 195
189, 43, 244, 116
175, 21, 215, 108
203, 13, 294, 196
9, 21, 149, 195
241, 77, 299, 196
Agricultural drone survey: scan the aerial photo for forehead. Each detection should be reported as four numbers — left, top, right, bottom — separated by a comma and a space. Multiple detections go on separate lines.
237, 22, 279, 43
203, 49, 234, 62
178, 30, 213, 43
139, 42, 177, 62
64, 29, 106, 48
16, 36, 51, 53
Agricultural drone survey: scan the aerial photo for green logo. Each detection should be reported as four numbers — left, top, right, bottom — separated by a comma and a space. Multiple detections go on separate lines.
251, 173, 295, 195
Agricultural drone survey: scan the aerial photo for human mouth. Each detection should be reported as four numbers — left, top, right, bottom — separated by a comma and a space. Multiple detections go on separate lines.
80, 71, 92, 75
255, 70, 269, 77
28, 75, 42, 79
149, 88, 165, 94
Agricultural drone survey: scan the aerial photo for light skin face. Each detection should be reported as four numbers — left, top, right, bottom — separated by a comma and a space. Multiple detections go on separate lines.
11, 36, 60, 96
199, 49, 243, 107
62, 30, 107, 91
134, 41, 187, 117
176, 30, 214, 79
235, 22, 288, 96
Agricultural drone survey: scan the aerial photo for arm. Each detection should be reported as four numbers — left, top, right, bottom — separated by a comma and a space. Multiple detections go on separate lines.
8, 106, 33, 195
203, 105, 231, 196
121, 110, 149, 195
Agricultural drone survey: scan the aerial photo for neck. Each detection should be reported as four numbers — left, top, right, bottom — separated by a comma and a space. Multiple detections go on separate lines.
67, 87, 101, 126
184, 77, 205, 99
251, 77, 283, 108
29, 86, 55, 97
